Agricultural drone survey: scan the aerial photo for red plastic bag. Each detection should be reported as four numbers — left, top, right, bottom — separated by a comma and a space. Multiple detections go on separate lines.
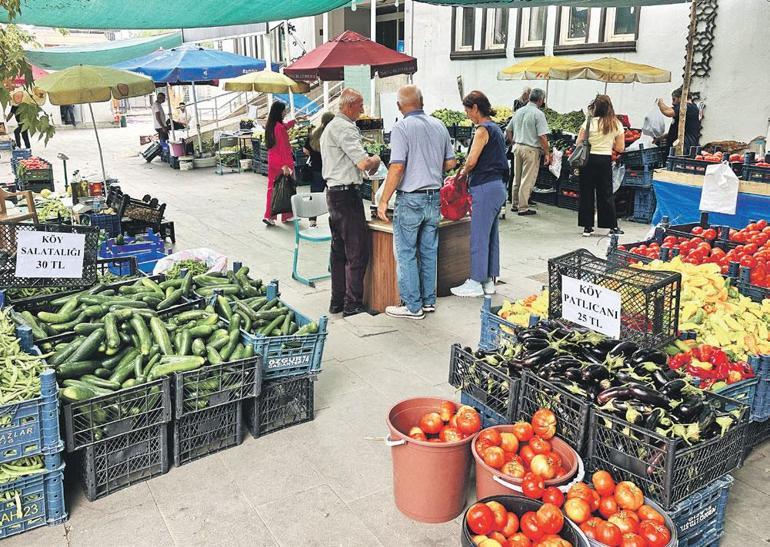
440, 172, 472, 221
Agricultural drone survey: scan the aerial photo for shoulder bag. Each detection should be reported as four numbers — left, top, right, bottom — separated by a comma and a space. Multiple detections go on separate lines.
568, 116, 592, 168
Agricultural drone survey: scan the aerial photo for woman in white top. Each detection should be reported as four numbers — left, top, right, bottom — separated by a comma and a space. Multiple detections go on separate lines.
575, 95, 625, 237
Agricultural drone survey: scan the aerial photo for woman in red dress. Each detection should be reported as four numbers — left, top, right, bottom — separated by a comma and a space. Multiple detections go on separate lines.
263, 101, 295, 226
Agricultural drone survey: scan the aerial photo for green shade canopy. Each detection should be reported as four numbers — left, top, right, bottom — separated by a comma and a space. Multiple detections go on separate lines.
24, 32, 183, 70
419, 0, 684, 5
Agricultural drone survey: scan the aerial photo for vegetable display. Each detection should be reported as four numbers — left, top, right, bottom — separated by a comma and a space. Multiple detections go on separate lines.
6, 269, 137, 301
668, 345, 754, 390
497, 292, 549, 328
37, 196, 72, 220
431, 109, 472, 128
0, 456, 47, 488
543, 108, 586, 135
165, 259, 209, 280
15, 156, 51, 178
0, 309, 48, 405
466, 500, 573, 546
407, 400, 482, 442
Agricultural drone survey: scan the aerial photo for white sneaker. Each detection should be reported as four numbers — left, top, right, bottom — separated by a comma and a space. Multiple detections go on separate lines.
450, 279, 484, 298
483, 279, 496, 295
422, 304, 436, 313
385, 305, 425, 320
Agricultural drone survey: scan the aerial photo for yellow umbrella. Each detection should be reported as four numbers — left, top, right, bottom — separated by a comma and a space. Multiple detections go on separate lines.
497, 55, 576, 98
552, 56, 671, 92
9, 87, 46, 106
35, 66, 156, 182
223, 70, 310, 94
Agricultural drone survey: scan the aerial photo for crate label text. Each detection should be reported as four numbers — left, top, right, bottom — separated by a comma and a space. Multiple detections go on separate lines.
15, 231, 86, 279
561, 275, 621, 338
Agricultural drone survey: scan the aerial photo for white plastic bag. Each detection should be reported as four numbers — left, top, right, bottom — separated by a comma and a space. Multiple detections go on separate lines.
642, 102, 668, 139
374, 182, 396, 209
152, 248, 228, 276
612, 164, 626, 194
699, 162, 739, 215
549, 148, 563, 179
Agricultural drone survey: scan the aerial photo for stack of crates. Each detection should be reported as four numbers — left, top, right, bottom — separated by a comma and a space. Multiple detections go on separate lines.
252, 139, 268, 176
10, 149, 31, 185
0, 366, 67, 539
98, 229, 169, 274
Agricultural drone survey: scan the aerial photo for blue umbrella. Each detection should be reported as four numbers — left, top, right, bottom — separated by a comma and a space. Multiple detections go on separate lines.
114, 45, 280, 150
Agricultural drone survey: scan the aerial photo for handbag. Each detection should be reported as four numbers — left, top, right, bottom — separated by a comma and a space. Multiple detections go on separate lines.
440, 172, 472, 221
568, 116, 592, 168
270, 173, 297, 215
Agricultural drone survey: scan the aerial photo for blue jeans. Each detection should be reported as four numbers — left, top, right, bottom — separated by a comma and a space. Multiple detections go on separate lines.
393, 191, 440, 313
469, 180, 507, 282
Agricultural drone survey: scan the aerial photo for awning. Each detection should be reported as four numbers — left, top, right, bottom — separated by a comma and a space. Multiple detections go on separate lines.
24, 32, 183, 70
419, 0, 685, 6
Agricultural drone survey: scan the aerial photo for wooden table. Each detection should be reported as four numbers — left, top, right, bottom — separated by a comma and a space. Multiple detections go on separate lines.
363, 217, 471, 313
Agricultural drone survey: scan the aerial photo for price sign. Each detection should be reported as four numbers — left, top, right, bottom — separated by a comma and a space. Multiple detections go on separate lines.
15, 231, 86, 279
561, 275, 621, 338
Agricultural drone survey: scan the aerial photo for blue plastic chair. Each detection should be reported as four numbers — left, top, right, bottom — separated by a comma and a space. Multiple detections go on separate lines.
290, 192, 332, 287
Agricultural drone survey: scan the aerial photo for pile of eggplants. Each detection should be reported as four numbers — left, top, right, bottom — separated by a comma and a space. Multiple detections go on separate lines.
477, 320, 742, 446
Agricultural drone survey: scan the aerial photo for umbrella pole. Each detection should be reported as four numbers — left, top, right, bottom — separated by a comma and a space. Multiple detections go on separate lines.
604, 81, 608, 94
289, 89, 295, 117
88, 103, 107, 183
168, 84, 176, 143
191, 81, 203, 156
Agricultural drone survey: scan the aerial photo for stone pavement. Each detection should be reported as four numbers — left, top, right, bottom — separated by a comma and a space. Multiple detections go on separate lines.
1, 121, 767, 546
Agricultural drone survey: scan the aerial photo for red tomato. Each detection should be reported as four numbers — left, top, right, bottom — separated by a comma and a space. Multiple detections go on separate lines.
501, 460, 527, 479
536, 535, 571, 547
702, 228, 717, 240
520, 511, 544, 541
502, 511, 520, 536
485, 500, 508, 532
580, 517, 603, 540
609, 510, 640, 534
408, 427, 427, 441
757, 219, 768, 230
530, 454, 558, 480
740, 255, 758, 269
507, 533, 532, 547
568, 483, 600, 512
521, 472, 545, 499
479, 428, 503, 447
639, 520, 672, 547
512, 422, 534, 442
563, 497, 591, 524
529, 437, 551, 455
419, 412, 443, 435
476, 438, 494, 457
466, 503, 496, 535
519, 445, 537, 466
531, 408, 557, 440
615, 481, 644, 511
535, 503, 564, 535
691, 226, 704, 235
620, 533, 647, 547
599, 496, 619, 518
541, 487, 565, 507
439, 426, 463, 442
439, 400, 456, 422
592, 470, 616, 496
483, 447, 506, 469
500, 432, 519, 453
489, 531, 508, 544
456, 408, 482, 435
597, 521, 623, 546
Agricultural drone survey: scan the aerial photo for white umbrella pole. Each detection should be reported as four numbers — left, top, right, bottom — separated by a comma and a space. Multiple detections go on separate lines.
604, 81, 608, 94
89, 103, 107, 182
191, 81, 203, 156
168, 84, 176, 143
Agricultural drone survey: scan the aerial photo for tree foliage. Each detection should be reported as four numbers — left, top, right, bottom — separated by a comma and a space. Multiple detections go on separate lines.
1, 0, 55, 144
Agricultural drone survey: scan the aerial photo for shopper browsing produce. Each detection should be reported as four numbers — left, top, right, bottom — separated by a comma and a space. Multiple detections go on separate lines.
657, 86, 701, 154
302, 111, 335, 227
263, 100, 296, 227
504, 87, 533, 208
450, 91, 508, 298
376, 85, 456, 320
575, 95, 625, 238
509, 88, 550, 216
320, 88, 381, 317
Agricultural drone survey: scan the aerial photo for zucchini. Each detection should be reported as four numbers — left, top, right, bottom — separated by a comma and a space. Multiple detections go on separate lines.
65, 328, 105, 363
150, 316, 173, 355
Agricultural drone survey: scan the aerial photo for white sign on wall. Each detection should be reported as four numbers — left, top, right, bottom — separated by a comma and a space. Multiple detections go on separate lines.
15, 231, 86, 279
561, 275, 621, 338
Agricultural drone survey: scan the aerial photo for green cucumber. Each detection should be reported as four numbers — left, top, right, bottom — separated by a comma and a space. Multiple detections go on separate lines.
80, 375, 121, 391
206, 346, 223, 365
191, 338, 206, 356
49, 337, 82, 367
65, 328, 105, 363
187, 324, 216, 338
74, 322, 105, 336
57, 360, 100, 380
181, 271, 193, 297
157, 288, 183, 311
178, 330, 192, 356
93, 367, 112, 379
130, 315, 152, 356
281, 311, 294, 335
150, 316, 173, 355
196, 285, 240, 296
217, 295, 233, 321
60, 385, 96, 402
37, 309, 79, 324
260, 315, 285, 337
148, 356, 206, 381
19, 311, 48, 340
104, 313, 120, 349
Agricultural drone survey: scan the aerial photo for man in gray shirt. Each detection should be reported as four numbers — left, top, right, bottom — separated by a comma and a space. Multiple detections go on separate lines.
377, 85, 456, 319
507, 88, 550, 216
320, 88, 381, 317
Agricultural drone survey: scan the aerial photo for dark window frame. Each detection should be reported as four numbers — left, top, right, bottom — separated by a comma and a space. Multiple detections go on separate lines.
450, 7, 509, 60
514, 6, 549, 57
553, 6, 640, 55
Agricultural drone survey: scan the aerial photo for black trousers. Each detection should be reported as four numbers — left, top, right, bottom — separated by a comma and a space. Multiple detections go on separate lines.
578, 154, 617, 229
327, 187, 369, 311
14, 127, 30, 149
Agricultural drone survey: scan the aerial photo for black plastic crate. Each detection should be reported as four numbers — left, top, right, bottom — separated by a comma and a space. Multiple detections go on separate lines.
536, 167, 558, 188
531, 187, 558, 206
515, 370, 592, 455
666, 155, 714, 176
80, 423, 169, 501
622, 166, 653, 189
557, 190, 579, 211
63, 377, 172, 452
172, 400, 243, 466
743, 164, 770, 183
620, 146, 668, 169
18, 179, 55, 193
588, 392, 749, 510
548, 249, 681, 349
743, 417, 770, 460
247, 374, 315, 439
448, 344, 518, 423
174, 356, 261, 418
629, 186, 657, 224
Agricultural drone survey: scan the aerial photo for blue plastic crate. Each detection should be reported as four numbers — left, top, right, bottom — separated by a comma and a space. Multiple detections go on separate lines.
0, 370, 62, 465
0, 453, 67, 539
750, 355, 770, 421
99, 230, 168, 275
248, 301, 327, 380
691, 377, 758, 415
620, 145, 668, 169
629, 186, 656, 223
622, 166, 654, 189
460, 391, 505, 429
479, 296, 522, 351
82, 213, 121, 238
669, 475, 733, 547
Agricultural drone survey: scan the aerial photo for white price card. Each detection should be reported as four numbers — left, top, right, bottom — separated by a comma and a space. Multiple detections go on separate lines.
561, 275, 621, 338
15, 231, 86, 279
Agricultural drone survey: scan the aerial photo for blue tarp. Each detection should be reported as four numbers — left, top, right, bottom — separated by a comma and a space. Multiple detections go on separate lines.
652, 179, 770, 228
275, 94, 321, 116
113, 45, 280, 84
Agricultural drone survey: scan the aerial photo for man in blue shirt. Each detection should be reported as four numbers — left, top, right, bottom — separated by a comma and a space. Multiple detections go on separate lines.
377, 85, 456, 319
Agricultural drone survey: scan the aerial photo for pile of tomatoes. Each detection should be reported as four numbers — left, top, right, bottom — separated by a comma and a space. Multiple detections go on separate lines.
475, 409, 567, 485
624, 129, 641, 145
727, 153, 770, 169
466, 500, 573, 547
521, 468, 672, 547
407, 401, 482, 442
561, 190, 579, 200
18, 157, 51, 170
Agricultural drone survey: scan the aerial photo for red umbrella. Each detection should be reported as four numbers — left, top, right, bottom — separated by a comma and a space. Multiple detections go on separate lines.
284, 30, 417, 82
13, 65, 49, 86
